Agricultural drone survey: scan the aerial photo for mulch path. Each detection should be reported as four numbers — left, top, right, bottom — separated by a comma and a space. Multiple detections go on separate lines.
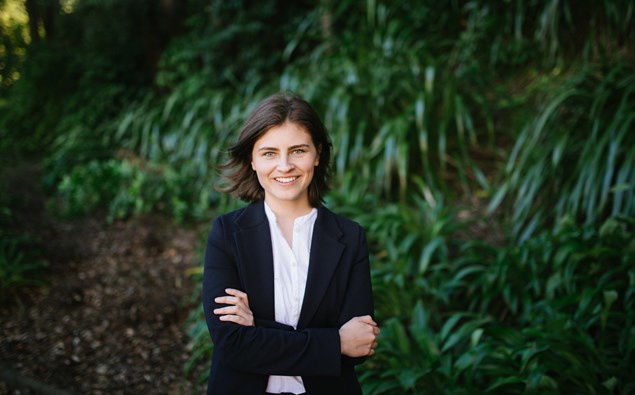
0, 164, 210, 394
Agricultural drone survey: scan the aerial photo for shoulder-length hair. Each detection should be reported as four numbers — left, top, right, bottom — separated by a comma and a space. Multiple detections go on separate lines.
217, 92, 332, 207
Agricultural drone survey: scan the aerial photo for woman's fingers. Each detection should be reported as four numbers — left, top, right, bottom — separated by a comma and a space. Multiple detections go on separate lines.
213, 305, 245, 315
218, 313, 251, 324
356, 315, 378, 326
214, 288, 249, 309
224, 288, 248, 299
215, 289, 249, 306
214, 295, 239, 305
222, 288, 249, 306
213, 289, 254, 327
339, 316, 381, 357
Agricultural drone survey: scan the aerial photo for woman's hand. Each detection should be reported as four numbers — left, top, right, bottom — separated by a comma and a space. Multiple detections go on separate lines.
339, 315, 380, 357
213, 288, 255, 327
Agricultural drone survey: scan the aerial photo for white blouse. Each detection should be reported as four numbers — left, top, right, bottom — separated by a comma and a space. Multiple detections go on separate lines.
263, 202, 317, 394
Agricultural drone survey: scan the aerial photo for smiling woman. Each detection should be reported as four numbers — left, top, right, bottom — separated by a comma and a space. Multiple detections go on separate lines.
250, 122, 320, 221
202, 92, 380, 395
217, 92, 332, 208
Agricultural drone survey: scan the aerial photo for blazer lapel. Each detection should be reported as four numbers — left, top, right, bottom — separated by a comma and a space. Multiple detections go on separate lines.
233, 201, 276, 321
298, 207, 345, 328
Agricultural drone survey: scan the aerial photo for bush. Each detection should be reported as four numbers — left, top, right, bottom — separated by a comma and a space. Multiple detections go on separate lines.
359, 216, 635, 394
489, 61, 635, 241
52, 156, 217, 223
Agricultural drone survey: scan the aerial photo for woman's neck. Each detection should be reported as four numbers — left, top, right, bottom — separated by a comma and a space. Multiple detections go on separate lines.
264, 198, 314, 222
264, 198, 314, 248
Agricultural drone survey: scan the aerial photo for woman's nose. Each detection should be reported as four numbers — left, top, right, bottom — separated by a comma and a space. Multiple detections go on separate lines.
277, 155, 294, 171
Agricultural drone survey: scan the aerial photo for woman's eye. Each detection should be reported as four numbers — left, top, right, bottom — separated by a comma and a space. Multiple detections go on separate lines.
292, 149, 305, 155
263, 152, 275, 157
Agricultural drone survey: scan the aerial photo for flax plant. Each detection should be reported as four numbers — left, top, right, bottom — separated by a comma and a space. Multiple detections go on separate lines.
358, 216, 635, 394
489, 61, 635, 241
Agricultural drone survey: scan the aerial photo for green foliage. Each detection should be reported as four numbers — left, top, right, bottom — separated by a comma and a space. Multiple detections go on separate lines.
111, 86, 253, 172
75, 84, 276, 222
489, 61, 635, 241
0, 0, 28, 96
361, 218, 635, 394
0, 203, 48, 301
156, 0, 314, 90
10, 0, 630, 221
2, 0, 634, 391
1, 0, 154, 158
0, 230, 48, 301
184, 263, 213, 385
279, 1, 498, 198
328, 184, 463, 320
283, 44, 493, 198
0, 0, 29, 163
53, 157, 216, 223
358, 216, 635, 394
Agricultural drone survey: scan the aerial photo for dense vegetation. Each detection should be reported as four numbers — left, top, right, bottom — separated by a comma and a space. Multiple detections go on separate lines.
1, 0, 634, 393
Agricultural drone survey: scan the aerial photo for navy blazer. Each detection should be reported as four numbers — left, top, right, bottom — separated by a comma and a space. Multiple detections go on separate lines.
202, 200, 374, 394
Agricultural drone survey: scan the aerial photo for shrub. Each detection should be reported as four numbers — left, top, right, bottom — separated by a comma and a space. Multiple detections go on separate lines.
359, 216, 635, 394
488, 61, 635, 241
52, 157, 217, 223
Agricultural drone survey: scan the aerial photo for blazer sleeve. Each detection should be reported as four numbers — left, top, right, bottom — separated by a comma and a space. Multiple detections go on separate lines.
337, 224, 375, 366
202, 215, 342, 377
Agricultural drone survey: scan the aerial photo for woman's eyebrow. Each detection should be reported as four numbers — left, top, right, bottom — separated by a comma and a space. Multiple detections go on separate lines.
256, 144, 310, 152
256, 146, 279, 152
289, 144, 310, 150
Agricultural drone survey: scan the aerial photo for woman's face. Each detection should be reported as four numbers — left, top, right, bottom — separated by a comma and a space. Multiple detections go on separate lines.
251, 122, 320, 210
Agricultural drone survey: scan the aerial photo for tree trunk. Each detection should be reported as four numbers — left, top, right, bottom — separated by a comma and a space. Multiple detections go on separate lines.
25, 0, 40, 43
42, 0, 58, 39
140, 0, 188, 77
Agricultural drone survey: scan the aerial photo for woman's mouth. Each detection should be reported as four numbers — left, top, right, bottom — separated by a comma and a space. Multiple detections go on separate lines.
274, 176, 298, 184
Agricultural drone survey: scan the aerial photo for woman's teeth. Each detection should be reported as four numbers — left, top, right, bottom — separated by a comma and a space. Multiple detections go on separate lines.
275, 177, 297, 183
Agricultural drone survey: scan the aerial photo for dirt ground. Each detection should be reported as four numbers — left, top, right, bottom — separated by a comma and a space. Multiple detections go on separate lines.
0, 164, 209, 394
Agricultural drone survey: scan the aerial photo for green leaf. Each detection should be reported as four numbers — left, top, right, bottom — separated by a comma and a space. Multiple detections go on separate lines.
419, 236, 445, 274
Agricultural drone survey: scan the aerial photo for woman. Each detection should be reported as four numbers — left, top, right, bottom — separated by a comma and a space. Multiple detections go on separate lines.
202, 92, 379, 395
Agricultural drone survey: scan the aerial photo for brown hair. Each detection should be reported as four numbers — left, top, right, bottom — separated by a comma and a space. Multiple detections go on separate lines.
218, 92, 332, 207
